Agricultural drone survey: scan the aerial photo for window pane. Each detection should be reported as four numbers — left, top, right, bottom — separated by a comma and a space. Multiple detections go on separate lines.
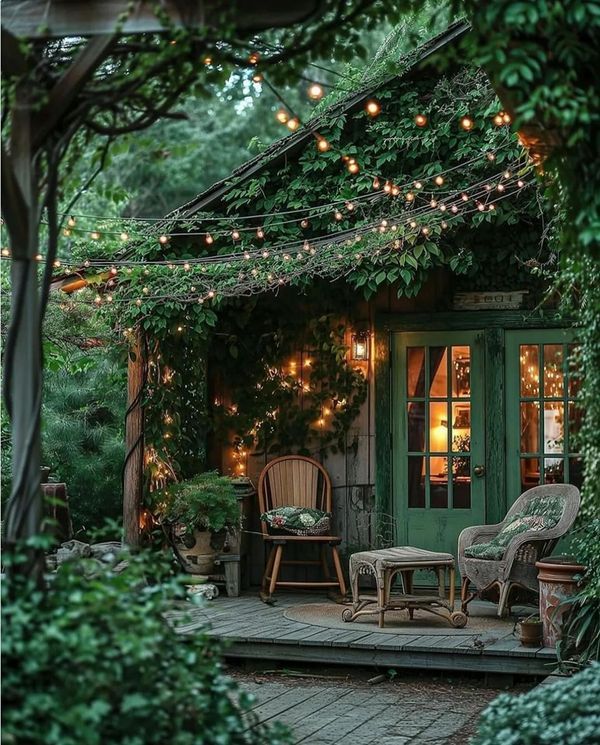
520, 402, 540, 454
430, 457, 448, 508
451, 403, 470, 451
520, 345, 539, 397
452, 458, 471, 509
430, 401, 448, 453
569, 457, 583, 490
407, 347, 425, 398
568, 344, 581, 398
407, 456, 425, 508
544, 402, 564, 454
429, 347, 448, 397
521, 457, 540, 492
543, 345, 564, 397
452, 346, 471, 397
544, 457, 564, 484
407, 402, 426, 452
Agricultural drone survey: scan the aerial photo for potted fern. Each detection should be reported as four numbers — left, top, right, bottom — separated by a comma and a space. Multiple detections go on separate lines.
150, 472, 240, 574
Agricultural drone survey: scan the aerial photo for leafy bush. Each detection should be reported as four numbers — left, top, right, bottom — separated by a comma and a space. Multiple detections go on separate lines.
149, 472, 240, 533
472, 664, 600, 745
1, 549, 292, 745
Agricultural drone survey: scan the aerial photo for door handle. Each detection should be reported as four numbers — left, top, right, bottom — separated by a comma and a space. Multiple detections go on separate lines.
473, 465, 485, 478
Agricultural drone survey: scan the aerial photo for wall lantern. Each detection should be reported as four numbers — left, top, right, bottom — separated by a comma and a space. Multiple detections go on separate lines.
351, 332, 370, 361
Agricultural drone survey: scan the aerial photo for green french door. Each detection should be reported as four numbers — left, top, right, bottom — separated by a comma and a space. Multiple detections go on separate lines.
506, 329, 582, 505
392, 331, 486, 557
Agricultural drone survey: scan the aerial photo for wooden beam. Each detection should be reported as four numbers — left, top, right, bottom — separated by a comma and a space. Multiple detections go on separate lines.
123, 328, 145, 548
1, 0, 324, 39
32, 34, 115, 152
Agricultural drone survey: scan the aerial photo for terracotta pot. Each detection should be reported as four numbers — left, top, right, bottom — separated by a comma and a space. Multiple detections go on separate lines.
536, 556, 585, 648
517, 619, 544, 647
173, 528, 215, 575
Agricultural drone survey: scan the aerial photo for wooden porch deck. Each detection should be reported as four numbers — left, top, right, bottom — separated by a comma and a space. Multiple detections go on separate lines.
173, 592, 556, 677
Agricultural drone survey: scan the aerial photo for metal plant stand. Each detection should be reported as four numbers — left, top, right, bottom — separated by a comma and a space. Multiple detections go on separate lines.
343, 546, 468, 629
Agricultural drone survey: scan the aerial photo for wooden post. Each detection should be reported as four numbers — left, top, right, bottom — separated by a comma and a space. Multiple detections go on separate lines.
123, 328, 145, 548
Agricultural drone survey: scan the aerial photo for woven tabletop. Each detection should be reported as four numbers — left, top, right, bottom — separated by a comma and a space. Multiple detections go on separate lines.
350, 546, 455, 567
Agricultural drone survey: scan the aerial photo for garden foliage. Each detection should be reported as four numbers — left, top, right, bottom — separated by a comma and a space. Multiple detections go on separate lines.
1, 548, 292, 745
471, 664, 600, 745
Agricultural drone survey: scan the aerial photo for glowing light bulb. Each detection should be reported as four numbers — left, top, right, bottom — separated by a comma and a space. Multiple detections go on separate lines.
460, 115, 474, 131
487, 152, 496, 161
158, 234, 169, 244
286, 117, 300, 131
406, 192, 415, 202
1, 248, 10, 257
373, 177, 380, 189
63, 228, 71, 237
451, 205, 459, 213
252, 73, 263, 83
183, 262, 190, 270
347, 161, 360, 174
414, 113, 427, 127
231, 230, 240, 241
120, 232, 129, 242
421, 226, 430, 235
497, 183, 505, 192
256, 227, 264, 239
383, 181, 392, 193
409, 220, 418, 229
414, 181, 423, 189
503, 112, 512, 124
143, 286, 149, 294
316, 137, 330, 152
441, 221, 448, 229
248, 51, 260, 65
136, 298, 142, 306
346, 201, 355, 211
53, 259, 61, 268
208, 290, 215, 298
461, 193, 469, 202
94, 295, 102, 305
493, 112, 504, 126
205, 233, 213, 245
439, 204, 447, 212
203, 56, 212, 65
365, 99, 381, 116
334, 210, 343, 221
243, 251, 250, 260
503, 170, 511, 179
391, 185, 400, 196
434, 175, 444, 186
36, 253, 43, 261
517, 179, 525, 188
307, 83, 324, 100
110, 266, 118, 276
276, 109, 289, 124
90, 231, 100, 240
301, 219, 309, 229
262, 249, 269, 258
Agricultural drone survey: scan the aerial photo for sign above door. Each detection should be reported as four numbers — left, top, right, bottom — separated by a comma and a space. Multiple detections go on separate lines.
453, 291, 528, 310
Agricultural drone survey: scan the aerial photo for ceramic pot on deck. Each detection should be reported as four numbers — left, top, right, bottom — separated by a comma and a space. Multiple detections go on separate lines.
173, 527, 215, 575
536, 556, 585, 648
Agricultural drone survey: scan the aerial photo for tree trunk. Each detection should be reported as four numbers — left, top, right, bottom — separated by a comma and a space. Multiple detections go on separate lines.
123, 328, 145, 548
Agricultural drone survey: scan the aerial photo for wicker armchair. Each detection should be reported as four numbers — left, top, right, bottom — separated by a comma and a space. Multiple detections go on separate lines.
458, 484, 580, 617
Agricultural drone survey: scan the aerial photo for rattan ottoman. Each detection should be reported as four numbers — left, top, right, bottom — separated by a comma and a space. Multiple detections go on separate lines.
342, 546, 467, 628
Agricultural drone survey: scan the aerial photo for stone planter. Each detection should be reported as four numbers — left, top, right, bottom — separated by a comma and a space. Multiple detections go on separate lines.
517, 618, 544, 647
173, 527, 215, 575
536, 556, 585, 648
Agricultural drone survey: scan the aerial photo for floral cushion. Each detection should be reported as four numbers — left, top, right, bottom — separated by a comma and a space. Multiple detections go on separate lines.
464, 495, 564, 561
260, 506, 331, 536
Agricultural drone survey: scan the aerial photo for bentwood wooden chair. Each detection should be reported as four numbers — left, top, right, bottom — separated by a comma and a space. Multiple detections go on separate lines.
257, 455, 347, 601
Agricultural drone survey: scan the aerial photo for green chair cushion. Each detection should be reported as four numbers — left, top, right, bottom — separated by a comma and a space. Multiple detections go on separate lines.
464, 495, 564, 561
260, 506, 331, 536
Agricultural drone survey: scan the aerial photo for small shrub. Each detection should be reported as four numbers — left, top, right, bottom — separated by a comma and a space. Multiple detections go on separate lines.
1, 549, 292, 745
471, 664, 600, 745
149, 471, 240, 533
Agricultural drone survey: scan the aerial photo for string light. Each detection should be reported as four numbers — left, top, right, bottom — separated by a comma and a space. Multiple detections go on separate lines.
252, 72, 263, 83
414, 113, 428, 127
158, 234, 169, 244
1, 248, 10, 257
307, 83, 324, 100
286, 117, 300, 131
231, 230, 240, 241
67, 216, 77, 228
90, 231, 100, 240
347, 161, 360, 174
205, 233, 214, 245
248, 51, 260, 65
300, 219, 310, 229
365, 99, 381, 117
256, 227, 265, 239
120, 232, 129, 241
203, 56, 212, 65
276, 109, 289, 124
434, 175, 444, 186
460, 115, 474, 131
316, 137, 330, 152
373, 177, 380, 189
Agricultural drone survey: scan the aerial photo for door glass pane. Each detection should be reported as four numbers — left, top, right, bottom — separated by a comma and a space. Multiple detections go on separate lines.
407, 402, 426, 452
407, 347, 426, 397
520, 402, 540, 453
544, 457, 564, 484
451, 403, 470, 450
452, 457, 471, 508
520, 345, 539, 397
429, 402, 448, 453
543, 345, 564, 397
568, 344, 581, 398
452, 346, 471, 397
521, 457, 540, 491
407, 456, 425, 508
544, 402, 564, 454
429, 347, 448, 397
430, 457, 447, 508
